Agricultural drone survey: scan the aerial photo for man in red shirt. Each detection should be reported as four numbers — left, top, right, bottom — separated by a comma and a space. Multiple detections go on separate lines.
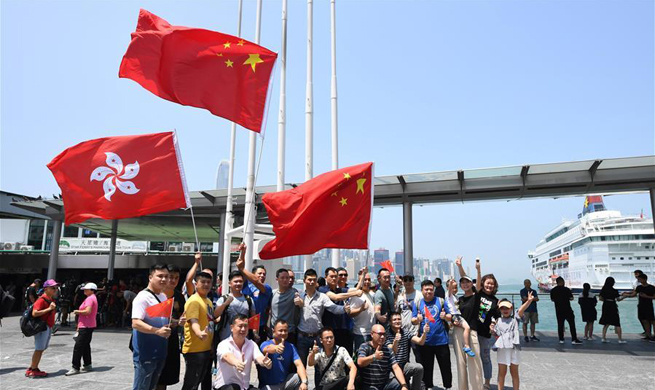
27, 279, 59, 378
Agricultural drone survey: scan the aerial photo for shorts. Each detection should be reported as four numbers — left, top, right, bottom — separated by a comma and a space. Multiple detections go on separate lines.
496, 348, 520, 366
523, 312, 539, 325
34, 326, 52, 351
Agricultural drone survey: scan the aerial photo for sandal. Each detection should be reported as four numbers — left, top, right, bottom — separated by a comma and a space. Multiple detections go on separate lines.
463, 346, 476, 357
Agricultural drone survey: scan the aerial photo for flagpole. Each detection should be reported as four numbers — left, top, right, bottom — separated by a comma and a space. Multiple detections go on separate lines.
303, 0, 314, 272
330, 0, 340, 269
222, 0, 244, 292
278, 0, 287, 193
244, 0, 264, 272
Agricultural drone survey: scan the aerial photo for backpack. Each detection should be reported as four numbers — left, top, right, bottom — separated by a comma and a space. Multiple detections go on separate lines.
215, 294, 255, 335
20, 297, 50, 337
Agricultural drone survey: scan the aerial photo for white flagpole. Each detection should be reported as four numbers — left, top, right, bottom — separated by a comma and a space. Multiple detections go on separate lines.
278, 0, 287, 193
303, 0, 314, 272
222, 0, 244, 292
330, 0, 340, 269
244, 0, 263, 271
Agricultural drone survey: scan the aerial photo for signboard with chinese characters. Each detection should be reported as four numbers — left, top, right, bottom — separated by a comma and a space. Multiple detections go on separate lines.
59, 238, 148, 253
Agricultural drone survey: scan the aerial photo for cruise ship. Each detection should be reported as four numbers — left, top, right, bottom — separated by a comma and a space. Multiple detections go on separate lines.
529, 196, 655, 292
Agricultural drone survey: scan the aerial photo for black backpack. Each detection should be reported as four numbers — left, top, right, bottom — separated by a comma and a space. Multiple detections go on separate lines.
20, 298, 49, 337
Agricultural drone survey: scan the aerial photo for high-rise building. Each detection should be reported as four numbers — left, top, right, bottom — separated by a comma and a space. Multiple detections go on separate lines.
373, 248, 390, 274
395, 251, 405, 276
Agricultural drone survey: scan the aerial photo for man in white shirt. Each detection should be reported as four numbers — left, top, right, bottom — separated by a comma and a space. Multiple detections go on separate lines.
214, 314, 273, 390
349, 272, 376, 352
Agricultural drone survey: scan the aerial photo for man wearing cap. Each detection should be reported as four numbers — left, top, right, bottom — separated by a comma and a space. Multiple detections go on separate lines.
66, 282, 98, 376
27, 279, 59, 378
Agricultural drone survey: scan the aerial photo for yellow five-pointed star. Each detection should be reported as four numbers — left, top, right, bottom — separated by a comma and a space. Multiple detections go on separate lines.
216, 53, 223, 57
243, 54, 264, 72
343, 173, 351, 180
237, 39, 245, 46
339, 197, 348, 206
223, 42, 231, 49
225, 59, 234, 67
331, 191, 338, 197
356, 178, 367, 194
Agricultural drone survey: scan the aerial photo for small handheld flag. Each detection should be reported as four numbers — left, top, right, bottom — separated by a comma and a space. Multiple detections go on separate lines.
146, 298, 174, 318
380, 260, 395, 273
424, 305, 436, 323
248, 314, 260, 330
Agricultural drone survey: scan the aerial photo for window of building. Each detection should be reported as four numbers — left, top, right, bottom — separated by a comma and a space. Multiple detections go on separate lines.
82, 229, 98, 238
27, 220, 46, 248
63, 226, 79, 237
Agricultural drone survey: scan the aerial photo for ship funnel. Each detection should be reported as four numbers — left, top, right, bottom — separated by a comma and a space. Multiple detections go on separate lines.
582, 195, 606, 215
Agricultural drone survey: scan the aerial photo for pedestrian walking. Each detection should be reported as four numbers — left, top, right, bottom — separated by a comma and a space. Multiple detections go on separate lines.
66, 282, 98, 376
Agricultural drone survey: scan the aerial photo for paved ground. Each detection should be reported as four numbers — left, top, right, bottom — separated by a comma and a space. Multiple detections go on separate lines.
1, 315, 654, 390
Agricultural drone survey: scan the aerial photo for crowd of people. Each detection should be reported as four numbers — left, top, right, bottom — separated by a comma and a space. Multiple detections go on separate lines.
16, 248, 655, 390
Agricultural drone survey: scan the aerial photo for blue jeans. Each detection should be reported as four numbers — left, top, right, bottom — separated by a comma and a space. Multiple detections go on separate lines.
133, 359, 166, 390
478, 335, 493, 380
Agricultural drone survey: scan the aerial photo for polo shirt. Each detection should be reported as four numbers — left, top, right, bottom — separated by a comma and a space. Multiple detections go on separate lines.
385, 328, 414, 368
319, 286, 350, 330
358, 342, 397, 388
257, 340, 300, 386
520, 288, 538, 313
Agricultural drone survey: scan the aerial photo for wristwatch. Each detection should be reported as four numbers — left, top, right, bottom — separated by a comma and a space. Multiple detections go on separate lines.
301, 379, 308, 385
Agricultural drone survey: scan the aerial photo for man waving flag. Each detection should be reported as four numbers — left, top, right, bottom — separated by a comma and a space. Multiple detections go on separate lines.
119, 9, 277, 133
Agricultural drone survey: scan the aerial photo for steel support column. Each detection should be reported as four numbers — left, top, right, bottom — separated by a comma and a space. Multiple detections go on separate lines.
217, 212, 226, 275
403, 201, 413, 277
650, 188, 655, 234
47, 221, 62, 280
107, 220, 118, 280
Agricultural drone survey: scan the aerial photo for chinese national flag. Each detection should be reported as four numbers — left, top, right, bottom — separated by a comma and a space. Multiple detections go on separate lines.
424, 305, 436, 323
380, 260, 395, 273
119, 9, 277, 133
146, 298, 174, 318
47, 132, 190, 225
248, 314, 260, 330
259, 162, 373, 260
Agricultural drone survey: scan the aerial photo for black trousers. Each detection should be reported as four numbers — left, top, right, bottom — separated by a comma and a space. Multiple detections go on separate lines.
556, 309, 578, 341
182, 351, 212, 390
72, 328, 94, 369
417, 344, 452, 389
334, 328, 353, 356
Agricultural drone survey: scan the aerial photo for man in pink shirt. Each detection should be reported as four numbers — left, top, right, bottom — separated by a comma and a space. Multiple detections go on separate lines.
214, 314, 272, 390
66, 282, 98, 376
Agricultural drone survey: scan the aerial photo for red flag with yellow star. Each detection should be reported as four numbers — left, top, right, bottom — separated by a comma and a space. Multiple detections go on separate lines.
119, 9, 277, 133
259, 162, 374, 260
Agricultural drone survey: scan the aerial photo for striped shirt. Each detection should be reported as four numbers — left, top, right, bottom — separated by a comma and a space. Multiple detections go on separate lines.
385, 328, 414, 368
357, 342, 397, 388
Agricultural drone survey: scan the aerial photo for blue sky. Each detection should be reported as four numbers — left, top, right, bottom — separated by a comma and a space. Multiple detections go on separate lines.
1, 0, 653, 282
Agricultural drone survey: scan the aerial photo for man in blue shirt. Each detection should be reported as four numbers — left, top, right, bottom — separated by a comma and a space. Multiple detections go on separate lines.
258, 320, 309, 390
412, 280, 453, 390
237, 248, 273, 343
520, 279, 540, 342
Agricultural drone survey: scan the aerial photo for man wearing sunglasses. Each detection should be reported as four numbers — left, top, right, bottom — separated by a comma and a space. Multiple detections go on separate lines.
357, 324, 409, 390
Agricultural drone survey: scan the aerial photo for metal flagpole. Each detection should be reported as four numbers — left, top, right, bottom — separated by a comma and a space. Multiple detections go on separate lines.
278, 0, 287, 193
330, 0, 340, 269
243, 0, 264, 272
303, 0, 314, 272
222, 0, 244, 292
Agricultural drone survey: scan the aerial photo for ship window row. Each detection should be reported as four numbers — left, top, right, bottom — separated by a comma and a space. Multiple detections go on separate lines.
588, 234, 655, 242
549, 249, 562, 257
612, 257, 650, 260
546, 227, 569, 242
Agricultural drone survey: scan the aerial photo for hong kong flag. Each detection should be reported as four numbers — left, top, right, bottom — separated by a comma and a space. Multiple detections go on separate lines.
47, 131, 190, 225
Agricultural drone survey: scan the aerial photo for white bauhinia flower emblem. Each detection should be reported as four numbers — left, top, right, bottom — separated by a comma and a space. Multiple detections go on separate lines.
90, 152, 140, 201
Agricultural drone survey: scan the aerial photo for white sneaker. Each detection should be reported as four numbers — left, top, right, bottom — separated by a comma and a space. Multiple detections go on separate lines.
618, 340, 627, 344
65, 368, 80, 376
559, 340, 565, 344
602, 338, 609, 343
80, 365, 93, 372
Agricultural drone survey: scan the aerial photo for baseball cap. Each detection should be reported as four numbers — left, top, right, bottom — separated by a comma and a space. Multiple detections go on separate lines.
81, 282, 98, 290
459, 276, 473, 283
43, 279, 60, 288
498, 299, 513, 309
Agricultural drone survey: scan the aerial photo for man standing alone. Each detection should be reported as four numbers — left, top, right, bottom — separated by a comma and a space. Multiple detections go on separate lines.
66, 282, 98, 376
520, 279, 540, 342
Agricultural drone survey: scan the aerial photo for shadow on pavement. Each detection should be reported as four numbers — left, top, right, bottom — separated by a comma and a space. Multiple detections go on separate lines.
520, 332, 655, 356
0, 367, 25, 376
